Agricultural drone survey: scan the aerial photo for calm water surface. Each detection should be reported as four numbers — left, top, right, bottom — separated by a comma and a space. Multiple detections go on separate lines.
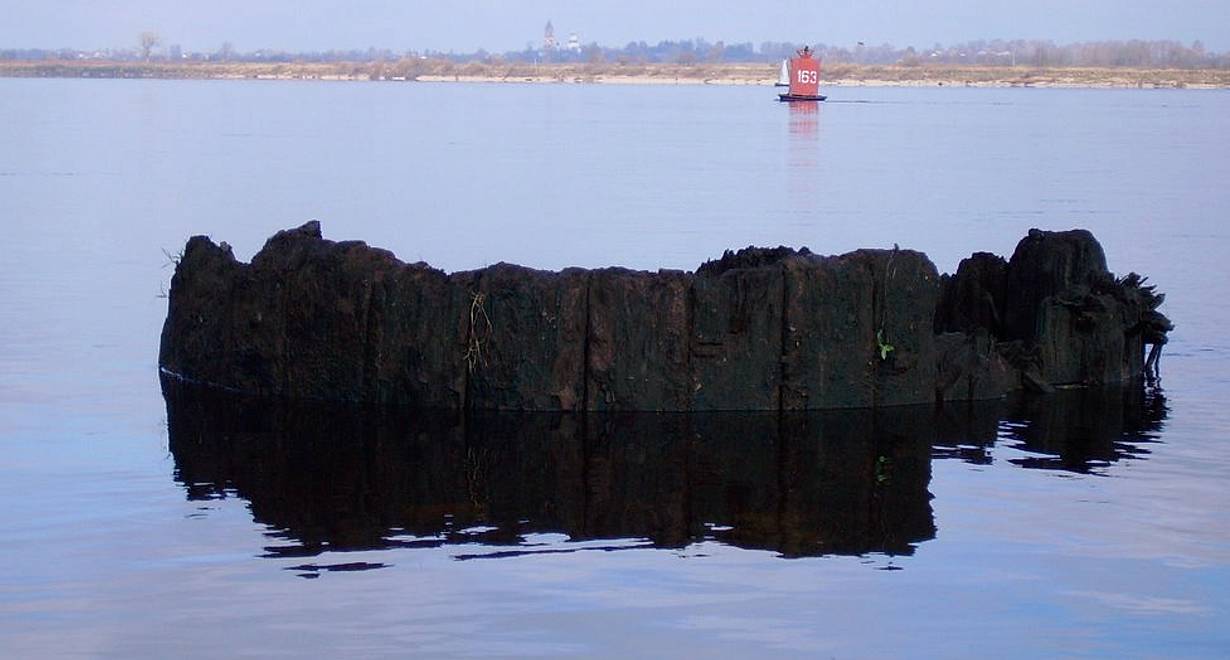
1, 78, 1228, 657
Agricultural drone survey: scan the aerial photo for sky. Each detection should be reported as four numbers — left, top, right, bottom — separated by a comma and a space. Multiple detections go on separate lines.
3, 0, 1229, 53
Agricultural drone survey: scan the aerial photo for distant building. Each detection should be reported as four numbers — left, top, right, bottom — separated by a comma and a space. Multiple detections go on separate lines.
169, 44, 182, 60
543, 21, 557, 51
567, 33, 581, 53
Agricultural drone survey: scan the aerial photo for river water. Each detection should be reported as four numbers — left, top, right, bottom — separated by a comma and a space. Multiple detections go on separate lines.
1, 78, 1228, 657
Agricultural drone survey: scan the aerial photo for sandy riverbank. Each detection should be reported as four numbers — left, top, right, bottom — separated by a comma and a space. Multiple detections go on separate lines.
3, 60, 1228, 89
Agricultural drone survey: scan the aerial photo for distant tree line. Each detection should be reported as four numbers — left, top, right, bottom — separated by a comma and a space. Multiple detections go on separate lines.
3, 37, 1227, 69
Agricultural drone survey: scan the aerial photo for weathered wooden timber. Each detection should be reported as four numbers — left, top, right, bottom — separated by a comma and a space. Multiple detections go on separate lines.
158, 222, 1171, 410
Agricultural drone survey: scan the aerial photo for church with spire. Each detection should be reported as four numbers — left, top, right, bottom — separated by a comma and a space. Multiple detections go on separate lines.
543, 20, 557, 51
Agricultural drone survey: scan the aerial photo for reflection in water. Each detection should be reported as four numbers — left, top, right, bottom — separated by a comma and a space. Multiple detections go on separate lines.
931, 387, 1169, 473
786, 101, 821, 211
164, 379, 1167, 563
787, 100, 820, 140
164, 378, 934, 560
1002, 387, 1168, 473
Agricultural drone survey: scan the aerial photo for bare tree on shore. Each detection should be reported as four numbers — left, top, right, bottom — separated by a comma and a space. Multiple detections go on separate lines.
139, 32, 160, 61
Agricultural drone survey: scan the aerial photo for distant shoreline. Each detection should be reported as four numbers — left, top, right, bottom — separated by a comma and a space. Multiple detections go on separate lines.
3, 60, 1228, 89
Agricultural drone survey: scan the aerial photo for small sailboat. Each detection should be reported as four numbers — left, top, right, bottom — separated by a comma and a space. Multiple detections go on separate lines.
777, 46, 827, 102
775, 59, 790, 87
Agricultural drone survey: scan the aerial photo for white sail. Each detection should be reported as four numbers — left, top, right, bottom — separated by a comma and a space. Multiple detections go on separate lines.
776, 59, 790, 86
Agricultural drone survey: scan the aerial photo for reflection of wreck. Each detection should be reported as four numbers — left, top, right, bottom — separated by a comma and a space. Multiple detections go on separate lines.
165, 377, 1168, 560
160, 223, 1172, 411
932, 385, 1168, 472
1001, 386, 1168, 472
165, 377, 936, 559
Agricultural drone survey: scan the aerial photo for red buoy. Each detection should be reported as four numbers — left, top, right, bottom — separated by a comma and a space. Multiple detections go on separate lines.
779, 46, 827, 102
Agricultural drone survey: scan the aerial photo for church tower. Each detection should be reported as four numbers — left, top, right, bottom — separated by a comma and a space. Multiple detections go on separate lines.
543, 20, 557, 51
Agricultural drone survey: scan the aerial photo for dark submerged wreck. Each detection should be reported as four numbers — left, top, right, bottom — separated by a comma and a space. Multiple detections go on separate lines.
159, 222, 1171, 411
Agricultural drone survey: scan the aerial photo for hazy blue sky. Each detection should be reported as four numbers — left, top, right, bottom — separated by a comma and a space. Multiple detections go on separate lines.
4, 1, 1229, 53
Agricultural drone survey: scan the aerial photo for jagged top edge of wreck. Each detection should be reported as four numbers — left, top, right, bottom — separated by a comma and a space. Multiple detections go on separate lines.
177, 220, 997, 279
